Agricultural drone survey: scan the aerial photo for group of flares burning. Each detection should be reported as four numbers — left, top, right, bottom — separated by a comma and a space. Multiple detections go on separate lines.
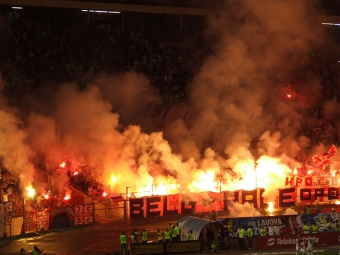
21, 149, 340, 213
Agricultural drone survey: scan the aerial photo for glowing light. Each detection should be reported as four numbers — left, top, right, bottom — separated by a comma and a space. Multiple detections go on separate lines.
111, 176, 118, 183
64, 195, 70, 200
102, 192, 107, 197
60, 162, 66, 168
12, 7, 22, 9
153, 184, 168, 196
268, 202, 274, 213
189, 170, 218, 193
307, 170, 312, 175
74, 171, 78, 175
26, 186, 35, 198
44, 194, 49, 199
81, 9, 120, 14
286, 94, 291, 98
293, 169, 297, 175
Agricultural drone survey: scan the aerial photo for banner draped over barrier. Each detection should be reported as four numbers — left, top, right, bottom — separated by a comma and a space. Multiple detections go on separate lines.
219, 212, 340, 239
128, 188, 340, 219
23, 209, 50, 233
257, 232, 340, 249
74, 204, 94, 225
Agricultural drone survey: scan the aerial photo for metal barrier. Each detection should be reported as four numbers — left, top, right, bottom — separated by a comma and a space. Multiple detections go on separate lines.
94, 200, 125, 221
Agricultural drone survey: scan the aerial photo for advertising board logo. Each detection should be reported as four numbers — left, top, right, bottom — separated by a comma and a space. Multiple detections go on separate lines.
267, 238, 275, 247
167, 242, 201, 252
130, 244, 163, 254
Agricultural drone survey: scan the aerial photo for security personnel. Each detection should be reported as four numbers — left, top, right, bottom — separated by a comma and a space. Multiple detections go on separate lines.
210, 210, 217, 221
157, 229, 163, 242
175, 223, 181, 241
31, 246, 41, 255
217, 227, 221, 245
247, 226, 254, 249
211, 241, 217, 253
188, 230, 195, 241
119, 231, 127, 255
239, 226, 246, 249
312, 224, 318, 234
169, 223, 174, 241
131, 231, 136, 244
142, 229, 148, 243
260, 226, 267, 236
133, 229, 140, 243
164, 228, 171, 242
171, 225, 177, 241
303, 222, 311, 235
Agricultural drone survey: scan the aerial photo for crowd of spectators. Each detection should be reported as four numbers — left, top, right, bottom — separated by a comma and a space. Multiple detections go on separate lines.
0, 10, 206, 107
1, 7, 340, 202
0, 8, 340, 147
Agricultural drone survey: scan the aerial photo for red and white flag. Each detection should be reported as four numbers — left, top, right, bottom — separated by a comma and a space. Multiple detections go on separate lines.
312, 145, 337, 170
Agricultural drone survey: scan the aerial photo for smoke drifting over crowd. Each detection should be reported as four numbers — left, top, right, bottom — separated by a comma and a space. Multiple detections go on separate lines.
0, 0, 339, 206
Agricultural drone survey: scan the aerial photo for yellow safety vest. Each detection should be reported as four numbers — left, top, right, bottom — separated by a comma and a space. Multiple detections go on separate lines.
165, 230, 171, 239
157, 232, 163, 241
142, 232, 148, 241
120, 235, 127, 244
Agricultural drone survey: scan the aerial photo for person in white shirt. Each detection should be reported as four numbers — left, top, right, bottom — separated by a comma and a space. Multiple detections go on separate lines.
268, 226, 274, 236
305, 234, 315, 255
296, 234, 301, 255
273, 225, 280, 235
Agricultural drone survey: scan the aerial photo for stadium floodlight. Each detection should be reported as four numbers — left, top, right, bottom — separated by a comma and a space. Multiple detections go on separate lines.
81, 9, 120, 14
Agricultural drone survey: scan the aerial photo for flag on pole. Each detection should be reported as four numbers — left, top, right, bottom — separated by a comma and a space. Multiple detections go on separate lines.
311, 145, 337, 170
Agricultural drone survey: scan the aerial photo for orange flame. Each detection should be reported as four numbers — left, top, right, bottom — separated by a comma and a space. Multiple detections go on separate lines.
268, 202, 275, 213
26, 186, 35, 198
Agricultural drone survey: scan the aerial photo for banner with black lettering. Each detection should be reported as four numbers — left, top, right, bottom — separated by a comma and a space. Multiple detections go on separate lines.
219, 212, 340, 238
219, 216, 289, 238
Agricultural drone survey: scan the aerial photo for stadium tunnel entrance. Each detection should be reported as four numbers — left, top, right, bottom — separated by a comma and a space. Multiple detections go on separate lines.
51, 213, 70, 229
176, 216, 224, 243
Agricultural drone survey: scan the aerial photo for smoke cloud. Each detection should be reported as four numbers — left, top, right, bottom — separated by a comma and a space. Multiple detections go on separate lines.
0, 0, 334, 215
